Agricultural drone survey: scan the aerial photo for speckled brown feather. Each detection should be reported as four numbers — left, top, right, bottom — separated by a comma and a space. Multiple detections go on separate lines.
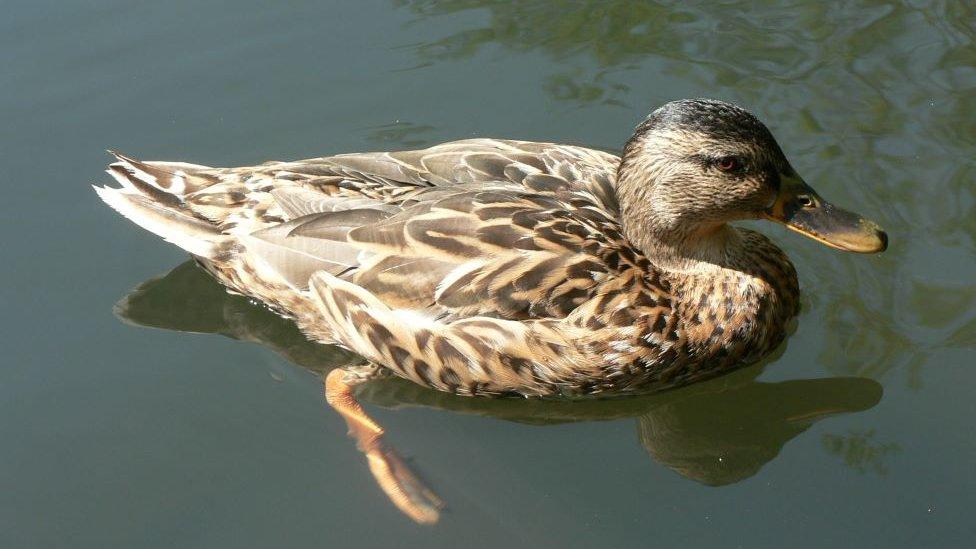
96, 129, 799, 397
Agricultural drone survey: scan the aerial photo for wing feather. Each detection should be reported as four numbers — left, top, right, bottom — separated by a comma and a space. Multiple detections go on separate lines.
176, 138, 630, 318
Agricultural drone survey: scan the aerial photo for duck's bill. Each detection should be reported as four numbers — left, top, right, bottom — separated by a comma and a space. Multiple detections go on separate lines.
763, 176, 888, 254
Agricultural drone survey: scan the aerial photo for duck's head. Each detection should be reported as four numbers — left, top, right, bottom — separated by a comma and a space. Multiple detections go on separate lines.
616, 99, 887, 256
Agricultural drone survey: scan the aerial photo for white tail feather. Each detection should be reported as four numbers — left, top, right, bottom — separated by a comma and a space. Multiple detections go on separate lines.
94, 185, 223, 258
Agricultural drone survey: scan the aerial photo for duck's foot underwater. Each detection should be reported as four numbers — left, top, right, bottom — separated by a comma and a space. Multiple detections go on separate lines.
324, 366, 443, 524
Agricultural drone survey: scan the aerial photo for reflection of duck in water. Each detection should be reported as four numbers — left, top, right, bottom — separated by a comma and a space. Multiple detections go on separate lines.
118, 262, 882, 506
97, 99, 887, 522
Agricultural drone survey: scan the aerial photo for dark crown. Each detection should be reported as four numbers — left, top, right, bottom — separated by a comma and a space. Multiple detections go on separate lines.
638, 99, 775, 144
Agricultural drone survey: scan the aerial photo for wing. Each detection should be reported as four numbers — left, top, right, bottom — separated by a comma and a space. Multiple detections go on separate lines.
188, 138, 625, 321
179, 138, 621, 233
244, 180, 626, 322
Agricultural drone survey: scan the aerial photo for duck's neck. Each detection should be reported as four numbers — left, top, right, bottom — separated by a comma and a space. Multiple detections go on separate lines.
623, 220, 743, 274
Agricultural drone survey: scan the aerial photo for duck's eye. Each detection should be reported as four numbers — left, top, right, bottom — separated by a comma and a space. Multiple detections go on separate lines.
716, 156, 744, 173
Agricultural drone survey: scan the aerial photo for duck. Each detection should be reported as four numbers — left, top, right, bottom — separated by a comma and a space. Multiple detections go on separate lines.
95, 98, 887, 523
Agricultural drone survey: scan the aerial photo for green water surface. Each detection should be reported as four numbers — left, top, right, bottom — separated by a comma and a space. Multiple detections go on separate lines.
1, 1, 974, 547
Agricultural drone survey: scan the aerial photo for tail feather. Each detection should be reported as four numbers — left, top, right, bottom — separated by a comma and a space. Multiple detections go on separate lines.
107, 164, 182, 206
94, 185, 224, 258
96, 150, 227, 258
107, 149, 217, 196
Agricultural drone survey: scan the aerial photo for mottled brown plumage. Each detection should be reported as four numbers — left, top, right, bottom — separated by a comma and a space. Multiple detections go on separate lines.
95, 98, 887, 522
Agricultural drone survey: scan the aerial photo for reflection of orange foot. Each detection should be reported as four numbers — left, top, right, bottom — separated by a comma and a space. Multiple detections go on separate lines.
324, 368, 443, 524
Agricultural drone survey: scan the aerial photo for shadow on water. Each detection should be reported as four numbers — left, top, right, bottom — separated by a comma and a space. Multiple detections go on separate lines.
116, 260, 883, 489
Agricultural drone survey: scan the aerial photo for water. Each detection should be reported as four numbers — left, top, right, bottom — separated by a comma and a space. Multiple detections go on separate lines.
1, 1, 973, 547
